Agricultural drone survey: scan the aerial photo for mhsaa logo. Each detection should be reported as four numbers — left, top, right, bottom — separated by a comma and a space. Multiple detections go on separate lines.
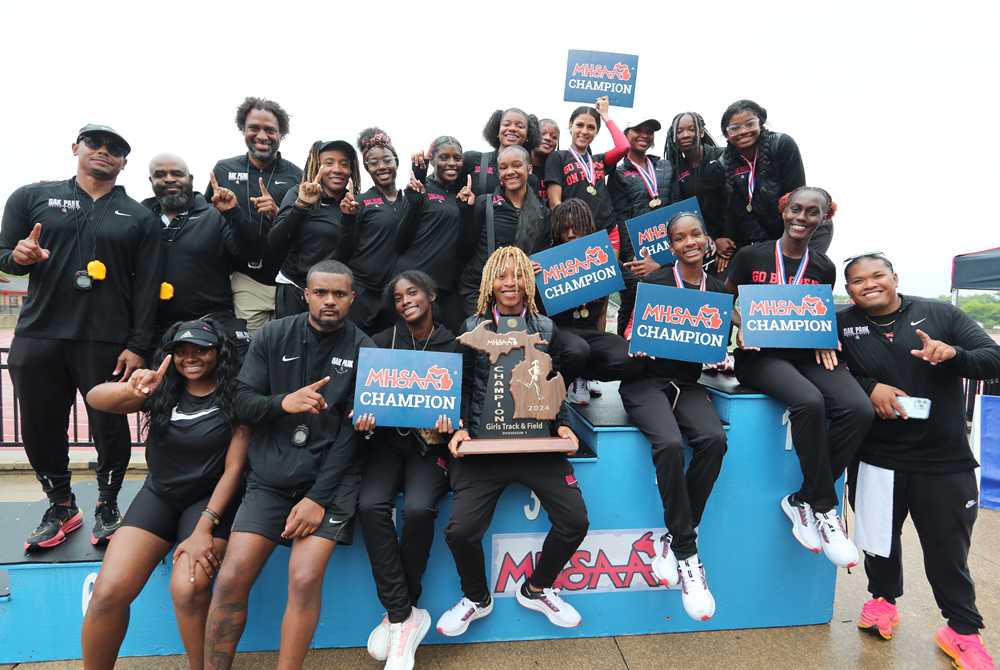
572, 62, 632, 81
491, 528, 671, 597
642, 304, 723, 329
542, 246, 609, 284
365, 366, 453, 390
748, 295, 827, 317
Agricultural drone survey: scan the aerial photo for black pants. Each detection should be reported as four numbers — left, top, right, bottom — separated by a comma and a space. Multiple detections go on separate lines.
7, 337, 132, 504
275, 283, 307, 320
620, 377, 727, 559
357, 441, 451, 623
736, 352, 873, 510
559, 327, 643, 384
847, 463, 982, 635
444, 452, 589, 600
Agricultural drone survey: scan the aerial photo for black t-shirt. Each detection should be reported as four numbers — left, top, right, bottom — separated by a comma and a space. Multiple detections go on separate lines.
395, 179, 463, 292
545, 149, 618, 233
145, 389, 231, 504
638, 267, 731, 382
339, 187, 407, 291
673, 145, 727, 240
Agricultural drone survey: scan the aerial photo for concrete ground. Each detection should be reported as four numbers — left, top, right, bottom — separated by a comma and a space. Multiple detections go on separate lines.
1, 468, 997, 670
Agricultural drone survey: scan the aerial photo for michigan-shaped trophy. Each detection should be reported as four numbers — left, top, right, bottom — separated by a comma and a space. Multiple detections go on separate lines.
456, 316, 573, 454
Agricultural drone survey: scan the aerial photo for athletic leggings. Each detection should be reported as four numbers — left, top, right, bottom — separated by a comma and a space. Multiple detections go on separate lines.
558, 327, 643, 384
620, 377, 727, 559
736, 352, 873, 510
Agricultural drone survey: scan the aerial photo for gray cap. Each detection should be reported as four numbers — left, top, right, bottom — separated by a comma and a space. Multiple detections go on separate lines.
621, 117, 662, 132
77, 123, 131, 156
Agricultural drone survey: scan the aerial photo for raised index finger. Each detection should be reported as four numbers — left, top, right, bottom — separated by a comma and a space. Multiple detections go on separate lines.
156, 354, 173, 377
310, 376, 331, 390
210, 171, 220, 190
258, 177, 270, 196
466, 175, 472, 189
314, 164, 329, 184
28, 222, 42, 242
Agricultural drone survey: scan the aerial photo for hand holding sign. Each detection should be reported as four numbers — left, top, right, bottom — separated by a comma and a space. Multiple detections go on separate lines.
209, 171, 237, 212
457, 175, 475, 205
341, 180, 359, 215
624, 255, 660, 280
595, 95, 611, 121
251, 178, 277, 218
298, 165, 327, 205
127, 355, 172, 397
13, 223, 50, 266
282, 376, 329, 414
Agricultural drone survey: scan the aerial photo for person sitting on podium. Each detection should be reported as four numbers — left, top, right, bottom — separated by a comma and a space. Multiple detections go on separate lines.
437, 246, 589, 636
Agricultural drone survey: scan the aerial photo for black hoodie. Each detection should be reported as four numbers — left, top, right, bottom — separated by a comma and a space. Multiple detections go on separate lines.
395, 177, 463, 292
338, 186, 408, 292
269, 187, 344, 289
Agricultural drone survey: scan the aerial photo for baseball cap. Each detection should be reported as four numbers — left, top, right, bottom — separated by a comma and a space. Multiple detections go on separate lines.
318, 139, 357, 162
621, 117, 662, 132
77, 123, 132, 156
163, 321, 220, 349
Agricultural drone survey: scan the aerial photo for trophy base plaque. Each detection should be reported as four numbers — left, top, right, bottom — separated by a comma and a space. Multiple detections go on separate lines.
457, 437, 577, 455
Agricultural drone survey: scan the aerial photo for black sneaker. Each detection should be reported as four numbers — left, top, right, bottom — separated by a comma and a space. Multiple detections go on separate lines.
25, 496, 83, 550
92, 501, 122, 545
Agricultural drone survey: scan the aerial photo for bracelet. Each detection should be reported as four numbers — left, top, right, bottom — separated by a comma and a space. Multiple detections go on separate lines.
295, 198, 313, 210
201, 508, 220, 526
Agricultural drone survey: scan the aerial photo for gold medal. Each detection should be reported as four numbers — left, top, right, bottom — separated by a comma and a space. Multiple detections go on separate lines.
650, 198, 661, 208
580, 308, 590, 319
587, 185, 597, 195
573, 310, 582, 319
507, 318, 518, 328
746, 203, 753, 212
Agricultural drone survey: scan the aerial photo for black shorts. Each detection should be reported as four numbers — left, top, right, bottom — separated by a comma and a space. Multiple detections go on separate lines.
121, 482, 239, 544
231, 473, 361, 546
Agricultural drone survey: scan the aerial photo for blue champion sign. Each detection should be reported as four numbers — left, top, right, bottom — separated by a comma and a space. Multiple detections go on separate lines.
625, 198, 703, 267
564, 50, 639, 108
739, 285, 838, 349
629, 283, 733, 364
531, 230, 625, 316
353, 349, 462, 428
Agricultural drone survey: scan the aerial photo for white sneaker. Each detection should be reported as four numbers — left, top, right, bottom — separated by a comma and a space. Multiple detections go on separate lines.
436, 595, 493, 637
586, 380, 602, 396
677, 554, 716, 621
385, 607, 430, 670
814, 509, 860, 568
651, 533, 680, 588
781, 494, 822, 553
567, 378, 591, 405
367, 614, 390, 661
515, 583, 582, 628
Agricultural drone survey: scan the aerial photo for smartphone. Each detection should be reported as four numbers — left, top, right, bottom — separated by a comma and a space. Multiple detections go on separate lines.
893, 396, 931, 420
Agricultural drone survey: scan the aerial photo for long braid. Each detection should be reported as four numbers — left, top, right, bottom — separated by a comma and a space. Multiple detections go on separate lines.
550, 199, 596, 247
721, 100, 770, 239
301, 141, 323, 184
666, 112, 716, 203
475, 246, 539, 316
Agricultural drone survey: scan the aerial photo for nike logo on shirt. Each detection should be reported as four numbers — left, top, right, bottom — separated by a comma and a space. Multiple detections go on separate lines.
282, 355, 300, 362
114, 210, 132, 216
911, 318, 927, 326
276, 181, 288, 184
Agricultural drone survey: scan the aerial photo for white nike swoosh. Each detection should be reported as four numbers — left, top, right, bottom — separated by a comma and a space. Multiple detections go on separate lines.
170, 406, 220, 422
329, 518, 343, 524
282, 355, 300, 362
911, 318, 927, 326
114, 210, 132, 216
188, 215, 202, 220
275, 181, 288, 184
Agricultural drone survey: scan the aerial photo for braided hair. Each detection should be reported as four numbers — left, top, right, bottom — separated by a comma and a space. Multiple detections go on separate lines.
720, 100, 773, 236
664, 112, 718, 202
498, 145, 550, 255
777, 186, 837, 221
482, 108, 541, 152
476, 246, 539, 316
301, 141, 362, 198
550, 198, 596, 246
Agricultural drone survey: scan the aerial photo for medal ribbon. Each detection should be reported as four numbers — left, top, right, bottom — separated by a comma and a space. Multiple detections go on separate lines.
673, 263, 706, 291
774, 239, 810, 285
492, 304, 527, 324
568, 145, 596, 187
742, 151, 757, 204
629, 156, 658, 199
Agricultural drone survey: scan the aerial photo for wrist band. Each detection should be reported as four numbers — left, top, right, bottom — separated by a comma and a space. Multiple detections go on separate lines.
201, 508, 220, 526
295, 198, 313, 210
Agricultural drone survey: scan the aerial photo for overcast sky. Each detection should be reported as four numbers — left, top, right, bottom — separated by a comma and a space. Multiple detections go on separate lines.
1, 0, 996, 297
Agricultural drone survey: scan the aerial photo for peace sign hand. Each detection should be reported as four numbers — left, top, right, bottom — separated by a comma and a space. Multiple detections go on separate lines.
299, 165, 327, 205
13, 223, 50, 266
457, 175, 475, 205
127, 355, 172, 398
911, 329, 956, 365
209, 171, 237, 212
340, 180, 359, 215
251, 177, 277, 218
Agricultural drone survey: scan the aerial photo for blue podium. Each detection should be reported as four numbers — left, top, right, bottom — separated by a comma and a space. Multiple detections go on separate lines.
0, 373, 842, 663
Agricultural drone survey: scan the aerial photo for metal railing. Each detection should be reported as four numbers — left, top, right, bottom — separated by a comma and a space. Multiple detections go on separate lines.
1, 347, 145, 448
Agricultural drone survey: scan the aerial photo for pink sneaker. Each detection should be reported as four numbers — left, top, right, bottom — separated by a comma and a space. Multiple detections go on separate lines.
936, 626, 995, 670
858, 597, 899, 639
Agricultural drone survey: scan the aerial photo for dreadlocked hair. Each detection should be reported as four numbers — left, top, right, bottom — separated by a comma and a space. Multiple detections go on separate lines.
482, 108, 541, 152
550, 198, 596, 246
664, 112, 717, 202
498, 145, 550, 255
142, 318, 242, 445
357, 126, 398, 165
235, 96, 291, 138
778, 186, 838, 221
720, 100, 773, 232
301, 141, 361, 198
382, 270, 440, 326
476, 246, 539, 317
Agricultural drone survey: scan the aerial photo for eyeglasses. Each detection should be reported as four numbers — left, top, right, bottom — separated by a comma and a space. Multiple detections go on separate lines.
78, 134, 128, 158
725, 118, 760, 135
366, 156, 397, 170
843, 251, 886, 266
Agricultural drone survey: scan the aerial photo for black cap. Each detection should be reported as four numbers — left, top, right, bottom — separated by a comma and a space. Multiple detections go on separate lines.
163, 321, 220, 349
318, 139, 357, 162
77, 123, 132, 156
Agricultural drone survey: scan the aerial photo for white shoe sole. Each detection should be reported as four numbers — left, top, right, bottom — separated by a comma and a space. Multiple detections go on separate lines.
781, 497, 821, 553
683, 592, 716, 622
392, 610, 431, 670
515, 589, 581, 628
436, 599, 493, 637
651, 540, 680, 588
367, 617, 389, 661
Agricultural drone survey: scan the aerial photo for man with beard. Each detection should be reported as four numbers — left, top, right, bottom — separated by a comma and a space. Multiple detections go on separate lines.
203, 260, 374, 670
0, 123, 160, 549
205, 97, 301, 337
143, 153, 260, 356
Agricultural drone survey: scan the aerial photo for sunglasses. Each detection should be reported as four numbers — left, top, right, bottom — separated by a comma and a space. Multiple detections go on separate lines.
843, 251, 886, 266
78, 134, 128, 158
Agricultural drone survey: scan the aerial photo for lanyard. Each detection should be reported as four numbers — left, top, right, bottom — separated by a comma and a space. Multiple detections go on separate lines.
492, 304, 527, 324
742, 151, 757, 206
774, 239, 810, 285
673, 263, 706, 291
629, 156, 659, 199
568, 146, 595, 186
74, 185, 114, 269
